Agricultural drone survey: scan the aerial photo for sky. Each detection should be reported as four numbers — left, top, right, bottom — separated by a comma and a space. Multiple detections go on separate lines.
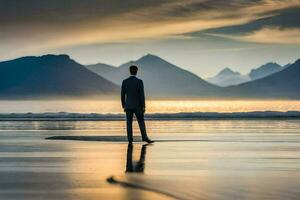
0, 0, 300, 77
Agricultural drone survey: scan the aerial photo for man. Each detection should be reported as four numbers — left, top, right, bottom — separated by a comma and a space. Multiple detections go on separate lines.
121, 65, 154, 144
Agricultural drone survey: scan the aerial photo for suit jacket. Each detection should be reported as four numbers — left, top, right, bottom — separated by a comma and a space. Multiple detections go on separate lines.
121, 76, 145, 110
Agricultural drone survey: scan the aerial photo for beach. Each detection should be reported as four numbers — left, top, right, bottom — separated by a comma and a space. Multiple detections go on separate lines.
0, 119, 299, 200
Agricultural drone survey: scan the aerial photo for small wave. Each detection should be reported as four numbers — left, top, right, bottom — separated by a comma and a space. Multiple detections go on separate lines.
0, 111, 300, 121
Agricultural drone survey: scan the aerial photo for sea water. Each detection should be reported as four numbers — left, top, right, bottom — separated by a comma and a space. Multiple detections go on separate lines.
0, 119, 299, 200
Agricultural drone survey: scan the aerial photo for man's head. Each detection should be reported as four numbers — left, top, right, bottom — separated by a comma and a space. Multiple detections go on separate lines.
129, 65, 138, 75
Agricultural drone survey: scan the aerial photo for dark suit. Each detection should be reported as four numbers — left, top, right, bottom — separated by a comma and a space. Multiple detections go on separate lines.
121, 76, 148, 142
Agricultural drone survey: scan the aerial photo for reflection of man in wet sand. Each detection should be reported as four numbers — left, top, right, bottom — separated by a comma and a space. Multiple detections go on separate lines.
126, 143, 148, 173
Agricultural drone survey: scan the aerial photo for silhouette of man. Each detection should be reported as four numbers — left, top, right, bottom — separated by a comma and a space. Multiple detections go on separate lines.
121, 65, 154, 144
126, 143, 148, 173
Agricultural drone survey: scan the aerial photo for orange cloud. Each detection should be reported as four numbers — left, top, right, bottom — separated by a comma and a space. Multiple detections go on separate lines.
230, 27, 300, 44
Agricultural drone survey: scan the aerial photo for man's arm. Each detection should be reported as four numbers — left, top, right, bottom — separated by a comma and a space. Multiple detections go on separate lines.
121, 81, 126, 110
140, 80, 146, 112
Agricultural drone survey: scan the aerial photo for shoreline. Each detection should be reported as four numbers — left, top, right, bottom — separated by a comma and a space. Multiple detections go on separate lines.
0, 111, 300, 121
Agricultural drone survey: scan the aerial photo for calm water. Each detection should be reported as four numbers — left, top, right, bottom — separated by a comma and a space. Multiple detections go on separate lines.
0, 120, 299, 200
0, 100, 300, 113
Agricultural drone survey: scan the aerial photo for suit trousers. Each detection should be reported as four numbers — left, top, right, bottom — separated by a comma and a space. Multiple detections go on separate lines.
125, 109, 148, 142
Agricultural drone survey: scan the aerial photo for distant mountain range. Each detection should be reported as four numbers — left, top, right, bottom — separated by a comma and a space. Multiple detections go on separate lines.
0, 53, 299, 99
87, 54, 220, 98
206, 68, 251, 87
88, 55, 300, 99
249, 62, 282, 80
206, 62, 284, 87
226, 59, 300, 99
0, 55, 119, 98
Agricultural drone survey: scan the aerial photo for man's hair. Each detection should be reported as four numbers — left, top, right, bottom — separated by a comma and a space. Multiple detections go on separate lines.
129, 65, 138, 75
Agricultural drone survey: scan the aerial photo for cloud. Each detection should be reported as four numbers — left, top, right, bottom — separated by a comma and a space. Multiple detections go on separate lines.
0, 0, 300, 57
218, 27, 300, 44
197, 6, 300, 35
187, 3, 300, 44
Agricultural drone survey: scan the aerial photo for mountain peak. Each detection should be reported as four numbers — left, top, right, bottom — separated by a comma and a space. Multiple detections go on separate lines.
251, 62, 282, 72
218, 67, 240, 76
40, 54, 71, 60
139, 54, 162, 61
262, 62, 281, 68
134, 54, 172, 67
249, 62, 282, 80
207, 67, 249, 87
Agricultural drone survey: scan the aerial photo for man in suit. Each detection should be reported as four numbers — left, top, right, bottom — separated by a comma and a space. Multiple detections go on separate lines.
121, 65, 154, 144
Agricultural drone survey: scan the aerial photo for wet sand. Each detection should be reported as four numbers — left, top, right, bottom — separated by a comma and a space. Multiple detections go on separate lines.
0, 120, 300, 200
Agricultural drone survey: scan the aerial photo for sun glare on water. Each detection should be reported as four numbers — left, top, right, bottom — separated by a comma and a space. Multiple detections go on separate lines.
0, 100, 299, 114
